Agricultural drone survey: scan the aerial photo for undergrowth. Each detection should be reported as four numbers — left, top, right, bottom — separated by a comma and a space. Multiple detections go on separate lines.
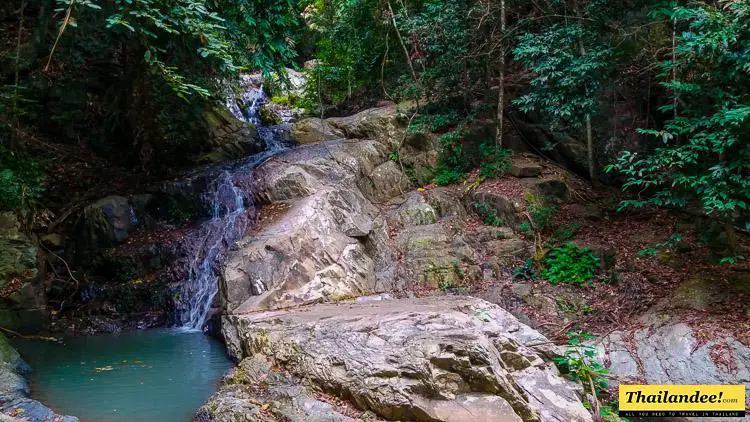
543, 243, 600, 286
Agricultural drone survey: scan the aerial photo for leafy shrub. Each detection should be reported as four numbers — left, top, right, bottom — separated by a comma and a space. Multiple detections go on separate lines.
554, 332, 609, 403
473, 201, 504, 227
0, 146, 44, 212
478, 143, 512, 178
429, 111, 460, 132
639, 233, 685, 258
434, 167, 463, 186
524, 192, 558, 232
513, 258, 539, 280
543, 243, 600, 286
432, 126, 473, 186
270, 95, 292, 106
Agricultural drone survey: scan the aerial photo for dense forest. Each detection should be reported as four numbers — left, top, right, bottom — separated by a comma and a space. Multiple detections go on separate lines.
0, 1, 749, 421
1, 0, 748, 229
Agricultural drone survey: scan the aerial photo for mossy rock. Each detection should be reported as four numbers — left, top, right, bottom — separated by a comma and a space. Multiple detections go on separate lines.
0, 333, 20, 366
260, 107, 283, 126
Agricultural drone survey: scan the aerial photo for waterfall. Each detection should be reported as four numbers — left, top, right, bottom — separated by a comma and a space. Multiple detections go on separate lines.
179, 171, 249, 330
179, 73, 290, 331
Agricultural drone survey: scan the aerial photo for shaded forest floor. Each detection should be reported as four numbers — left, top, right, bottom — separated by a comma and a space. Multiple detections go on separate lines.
409, 154, 750, 348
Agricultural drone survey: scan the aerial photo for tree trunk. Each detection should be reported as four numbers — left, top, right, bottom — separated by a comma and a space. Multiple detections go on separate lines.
495, 0, 506, 148
585, 113, 594, 180
387, 0, 418, 83
579, 40, 596, 180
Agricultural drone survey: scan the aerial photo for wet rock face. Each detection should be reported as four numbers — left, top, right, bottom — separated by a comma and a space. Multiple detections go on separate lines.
0, 213, 46, 332
74, 196, 138, 252
221, 139, 398, 314
220, 296, 592, 422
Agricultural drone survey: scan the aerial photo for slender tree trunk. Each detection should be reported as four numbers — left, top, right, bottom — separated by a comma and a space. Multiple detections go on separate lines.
585, 113, 594, 180
387, 0, 418, 83
579, 41, 595, 181
495, 0, 506, 148
672, 17, 678, 121
12, 0, 27, 144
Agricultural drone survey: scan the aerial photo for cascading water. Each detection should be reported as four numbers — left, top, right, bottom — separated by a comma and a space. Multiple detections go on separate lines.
179, 171, 249, 330
179, 74, 290, 331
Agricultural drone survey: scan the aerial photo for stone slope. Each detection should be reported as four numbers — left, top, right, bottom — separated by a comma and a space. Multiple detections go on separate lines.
213, 296, 591, 422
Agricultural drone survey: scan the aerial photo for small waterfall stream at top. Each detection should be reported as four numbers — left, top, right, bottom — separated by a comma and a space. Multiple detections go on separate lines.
178, 74, 291, 331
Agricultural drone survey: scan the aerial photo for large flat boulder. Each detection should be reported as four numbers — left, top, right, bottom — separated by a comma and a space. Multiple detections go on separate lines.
221, 296, 592, 422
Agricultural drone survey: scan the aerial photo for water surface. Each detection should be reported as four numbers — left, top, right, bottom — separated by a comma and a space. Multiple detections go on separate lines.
13, 329, 232, 422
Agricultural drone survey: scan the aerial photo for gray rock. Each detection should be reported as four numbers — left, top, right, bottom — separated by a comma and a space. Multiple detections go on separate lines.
425, 188, 467, 219
397, 192, 437, 226
222, 296, 592, 422
362, 160, 411, 202
221, 140, 401, 314
596, 316, 750, 408
291, 118, 345, 144
327, 105, 407, 150
196, 355, 356, 422
0, 213, 46, 332
75, 196, 137, 250
522, 179, 570, 203
1, 398, 79, 422
510, 164, 542, 178
199, 106, 263, 164
512, 283, 533, 298
469, 191, 523, 230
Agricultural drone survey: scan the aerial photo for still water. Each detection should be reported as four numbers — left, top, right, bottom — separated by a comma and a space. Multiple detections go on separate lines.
13, 329, 232, 422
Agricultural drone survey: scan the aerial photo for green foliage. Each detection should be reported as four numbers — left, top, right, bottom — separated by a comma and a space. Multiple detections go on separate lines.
472, 201, 504, 227
608, 2, 750, 225
557, 298, 595, 315
50, 0, 301, 102
554, 332, 610, 410
638, 248, 657, 257
639, 233, 684, 257
451, 259, 464, 279
524, 192, 558, 232
478, 143, 512, 179
513, 23, 612, 131
434, 168, 463, 186
512, 258, 539, 281
433, 128, 469, 185
719, 255, 745, 268
0, 145, 44, 212
552, 223, 581, 243
543, 243, 600, 286
428, 111, 461, 132
270, 95, 292, 106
